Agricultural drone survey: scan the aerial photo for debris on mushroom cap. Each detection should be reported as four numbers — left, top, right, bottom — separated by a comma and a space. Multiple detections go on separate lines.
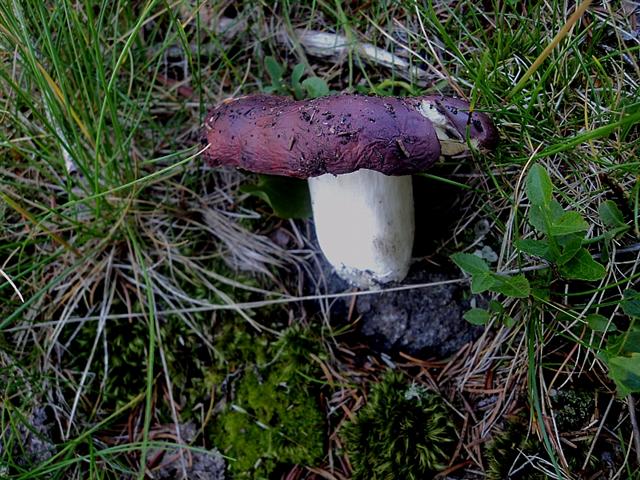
201, 94, 497, 179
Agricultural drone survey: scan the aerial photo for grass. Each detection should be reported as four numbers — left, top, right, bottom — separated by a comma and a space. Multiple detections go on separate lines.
1, 0, 639, 478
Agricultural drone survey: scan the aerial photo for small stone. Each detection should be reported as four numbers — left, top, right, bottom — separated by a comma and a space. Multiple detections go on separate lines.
356, 269, 485, 357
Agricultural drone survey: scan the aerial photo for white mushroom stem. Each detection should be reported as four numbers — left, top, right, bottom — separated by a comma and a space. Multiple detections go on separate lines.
308, 169, 414, 288
307, 99, 476, 289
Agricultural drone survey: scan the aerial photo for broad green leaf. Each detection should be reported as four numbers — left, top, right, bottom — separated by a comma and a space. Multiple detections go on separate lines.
527, 205, 547, 234
602, 325, 640, 396
548, 211, 589, 236
607, 354, 640, 396
586, 313, 617, 332
558, 248, 605, 281
240, 174, 312, 219
515, 238, 552, 260
451, 253, 490, 276
531, 285, 551, 301
621, 289, 640, 317
463, 308, 490, 325
488, 300, 505, 314
556, 235, 583, 265
489, 273, 530, 298
265, 56, 285, 85
291, 63, 305, 85
526, 164, 553, 207
528, 200, 564, 234
471, 272, 495, 294
548, 200, 565, 220
291, 63, 305, 100
599, 200, 626, 229
605, 326, 640, 357
503, 315, 516, 327
301, 77, 330, 98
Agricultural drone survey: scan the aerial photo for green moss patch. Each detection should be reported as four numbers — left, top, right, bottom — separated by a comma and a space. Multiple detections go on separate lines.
213, 327, 325, 479
341, 371, 455, 480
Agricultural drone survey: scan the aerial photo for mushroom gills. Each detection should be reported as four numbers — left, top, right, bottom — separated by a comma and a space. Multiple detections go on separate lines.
308, 169, 414, 288
417, 100, 478, 156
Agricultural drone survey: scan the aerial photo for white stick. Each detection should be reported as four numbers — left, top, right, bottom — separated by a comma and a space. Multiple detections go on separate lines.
308, 169, 414, 288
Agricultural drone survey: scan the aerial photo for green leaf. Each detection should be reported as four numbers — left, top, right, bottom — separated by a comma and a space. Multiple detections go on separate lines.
548, 199, 565, 220
451, 253, 490, 276
605, 326, 640, 357
527, 205, 548, 234
599, 200, 626, 229
503, 315, 516, 327
471, 272, 495, 294
489, 273, 530, 298
586, 314, 617, 332
602, 325, 640, 396
515, 238, 552, 260
240, 174, 312, 219
526, 164, 553, 207
558, 248, 606, 281
265, 56, 284, 82
607, 354, 640, 396
548, 211, 589, 236
291, 63, 305, 85
301, 77, 329, 98
291, 63, 305, 100
528, 200, 564, 235
556, 235, 583, 265
265, 56, 286, 94
621, 289, 640, 317
463, 308, 490, 325
488, 300, 505, 314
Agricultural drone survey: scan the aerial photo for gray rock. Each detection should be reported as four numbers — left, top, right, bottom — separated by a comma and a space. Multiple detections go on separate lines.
355, 269, 484, 358
0, 406, 56, 468
152, 423, 226, 480
154, 449, 226, 480
307, 248, 483, 358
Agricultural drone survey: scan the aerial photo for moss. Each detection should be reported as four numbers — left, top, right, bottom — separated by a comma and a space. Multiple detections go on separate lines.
485, 416, 547, 480
550, 388, 594, 432
213, 327, 325, 479
341, 371, 455, 480
485, 397, 598, 480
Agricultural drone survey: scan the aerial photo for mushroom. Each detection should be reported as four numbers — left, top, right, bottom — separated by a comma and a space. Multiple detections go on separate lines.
202, 93, 497, 288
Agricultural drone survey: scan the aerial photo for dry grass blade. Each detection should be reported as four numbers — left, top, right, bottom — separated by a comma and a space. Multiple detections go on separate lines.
509, 0, 593, 98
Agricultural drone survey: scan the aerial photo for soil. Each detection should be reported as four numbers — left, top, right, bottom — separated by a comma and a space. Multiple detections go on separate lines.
312, 256, 483, 358
356, 268, 484, 357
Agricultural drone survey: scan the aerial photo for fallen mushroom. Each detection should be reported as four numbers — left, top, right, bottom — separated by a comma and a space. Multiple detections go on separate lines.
202, 94, 497, 288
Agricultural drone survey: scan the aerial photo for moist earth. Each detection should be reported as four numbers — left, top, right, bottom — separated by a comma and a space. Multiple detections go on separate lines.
356, 269, 484, 357
312, 255, 484, 358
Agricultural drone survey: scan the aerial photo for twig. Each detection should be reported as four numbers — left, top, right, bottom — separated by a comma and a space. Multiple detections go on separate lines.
582, 394, 615, 470
0, 268, 24, 303
627, 395, 640, 465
